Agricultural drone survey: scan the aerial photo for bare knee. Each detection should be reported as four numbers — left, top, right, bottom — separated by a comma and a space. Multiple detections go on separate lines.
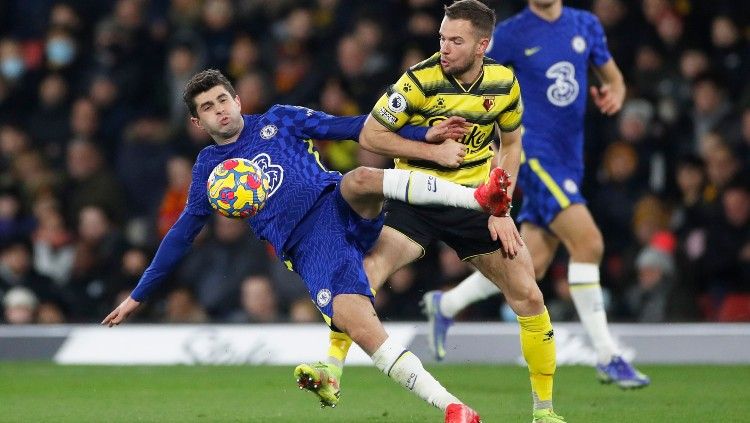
506, 283, 545, 316
550, 205, 604, 263
567, 228, 604, 263
525, 285, 545, 311
344, 167, 382, 197
503, 262, 545, 315
479, 255, 545, 316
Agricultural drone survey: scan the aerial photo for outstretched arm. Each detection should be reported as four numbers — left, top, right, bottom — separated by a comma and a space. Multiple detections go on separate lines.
292, 107, 467, 144
101, 211, 208, 326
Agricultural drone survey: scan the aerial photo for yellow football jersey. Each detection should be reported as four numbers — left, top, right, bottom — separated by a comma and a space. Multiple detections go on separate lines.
371, 52, 523, 187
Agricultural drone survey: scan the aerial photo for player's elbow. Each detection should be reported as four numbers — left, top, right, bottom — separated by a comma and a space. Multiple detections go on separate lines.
359, 130, 376, 150
359, 129, 390, 155
359, 117, 389, 153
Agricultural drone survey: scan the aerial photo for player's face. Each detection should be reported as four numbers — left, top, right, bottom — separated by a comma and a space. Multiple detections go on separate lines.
439, 17, 488, 77
191, 85, 243, 142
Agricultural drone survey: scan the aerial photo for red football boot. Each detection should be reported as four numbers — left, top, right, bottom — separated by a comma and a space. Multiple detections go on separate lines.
473, 167, 512, 217
445, 403, 482, 423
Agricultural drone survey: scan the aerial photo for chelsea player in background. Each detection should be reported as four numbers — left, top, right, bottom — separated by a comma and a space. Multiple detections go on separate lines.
427, 0, 650, 389
101, 69, 512, 421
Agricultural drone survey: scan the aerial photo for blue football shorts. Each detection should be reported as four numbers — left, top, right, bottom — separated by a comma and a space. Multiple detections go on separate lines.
516, 156, 586, 229
285, 183, 383, 322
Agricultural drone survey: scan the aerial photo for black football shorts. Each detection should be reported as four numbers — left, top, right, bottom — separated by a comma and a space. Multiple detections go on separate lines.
383, 199, 502, 261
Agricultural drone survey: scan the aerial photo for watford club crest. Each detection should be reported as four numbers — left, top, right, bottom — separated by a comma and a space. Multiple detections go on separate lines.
483, 96, 495, 111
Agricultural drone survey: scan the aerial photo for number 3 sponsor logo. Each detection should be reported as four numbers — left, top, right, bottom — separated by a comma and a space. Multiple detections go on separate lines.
545, 61, 579, 107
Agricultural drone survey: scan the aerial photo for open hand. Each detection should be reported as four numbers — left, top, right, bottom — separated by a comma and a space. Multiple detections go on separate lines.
102, 296, 141, 327
488, 215, 524, 258
425, 116, 470, 143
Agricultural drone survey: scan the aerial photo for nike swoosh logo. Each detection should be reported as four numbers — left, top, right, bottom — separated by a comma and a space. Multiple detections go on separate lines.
524, 46, 541, 56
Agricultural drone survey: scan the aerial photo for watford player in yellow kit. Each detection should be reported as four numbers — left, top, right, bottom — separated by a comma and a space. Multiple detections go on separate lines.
295, 1, 564, 422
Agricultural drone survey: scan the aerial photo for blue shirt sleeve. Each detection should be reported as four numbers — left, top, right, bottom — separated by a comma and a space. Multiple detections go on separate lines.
487, 21, 515, 66
130, 211, 209, 302
587, 13, 612, 67
273, 105, 429, 142
395, 124, 429, 141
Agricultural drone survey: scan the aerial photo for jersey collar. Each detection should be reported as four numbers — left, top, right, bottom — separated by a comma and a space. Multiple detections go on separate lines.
448, 69, 484, 94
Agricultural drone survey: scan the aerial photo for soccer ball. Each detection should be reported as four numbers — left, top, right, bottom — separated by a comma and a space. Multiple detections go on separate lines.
207, 158, 270, 218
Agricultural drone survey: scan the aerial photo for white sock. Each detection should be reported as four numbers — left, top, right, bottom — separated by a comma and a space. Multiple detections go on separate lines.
440, 271, 500, 318
568, 262, 619, 363
382, 169, 480, 211
371, 337, 460, 411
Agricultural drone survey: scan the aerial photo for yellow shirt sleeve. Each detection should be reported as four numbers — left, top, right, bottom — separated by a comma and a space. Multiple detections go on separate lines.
370, 71, 427, 131
497, 76, 523, 132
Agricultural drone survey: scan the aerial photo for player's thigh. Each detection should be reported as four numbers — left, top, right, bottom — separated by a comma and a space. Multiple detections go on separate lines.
469, 247, 543, 316
548, 203, 604, 261
364, 226, 423, 291
520, 222, 560, 279
339, 167, 385, 220
331, 293, 388, 355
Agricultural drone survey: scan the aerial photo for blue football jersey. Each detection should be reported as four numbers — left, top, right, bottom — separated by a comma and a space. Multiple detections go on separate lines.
184, 105, 362, 256
487, 7, 611, 170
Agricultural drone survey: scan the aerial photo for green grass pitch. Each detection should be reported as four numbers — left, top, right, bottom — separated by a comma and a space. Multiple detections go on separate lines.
1, 363, 748, 422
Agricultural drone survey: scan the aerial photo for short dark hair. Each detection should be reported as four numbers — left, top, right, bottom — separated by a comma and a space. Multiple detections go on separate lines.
182, 69, 237, 117
676, 153, 705, 171
444, 0, 496, 39
724, 172, 750, 195
691, 71, 725, 92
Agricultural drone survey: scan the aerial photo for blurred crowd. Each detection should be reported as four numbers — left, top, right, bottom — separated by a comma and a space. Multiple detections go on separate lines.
0, 0, 747, 325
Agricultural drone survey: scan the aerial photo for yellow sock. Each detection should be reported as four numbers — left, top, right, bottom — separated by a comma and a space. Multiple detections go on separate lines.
326, 330, 352, 379
517, 308, 556, 410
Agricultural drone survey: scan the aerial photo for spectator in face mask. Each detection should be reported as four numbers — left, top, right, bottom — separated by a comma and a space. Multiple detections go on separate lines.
44, 28, 87, 93
46, 29, 77, 70
0, 38, 25, 83
0, 38, 37, 118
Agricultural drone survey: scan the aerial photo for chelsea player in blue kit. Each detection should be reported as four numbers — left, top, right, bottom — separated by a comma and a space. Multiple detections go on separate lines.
425, 0, 650, 389
101, 69, 505, 420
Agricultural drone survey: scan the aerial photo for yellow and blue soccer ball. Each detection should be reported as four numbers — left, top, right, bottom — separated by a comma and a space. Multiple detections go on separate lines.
207, 158, 270, 218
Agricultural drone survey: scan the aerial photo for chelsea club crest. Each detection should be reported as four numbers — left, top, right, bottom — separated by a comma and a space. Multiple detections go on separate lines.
316, 289, 332, 307
572, 36, 586, 54
260, 124, 278, 140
